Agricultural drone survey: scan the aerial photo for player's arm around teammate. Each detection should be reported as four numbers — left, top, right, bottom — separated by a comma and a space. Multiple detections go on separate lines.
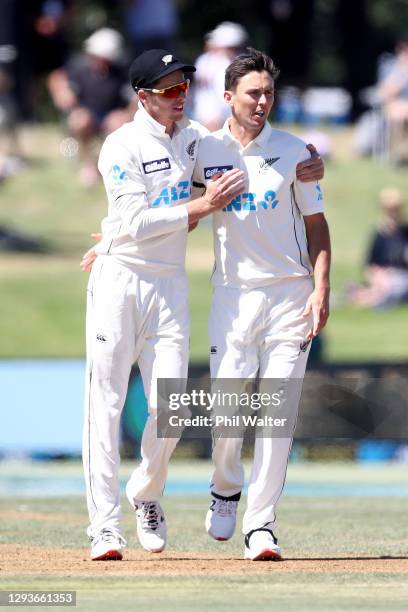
83, 49, 246, 562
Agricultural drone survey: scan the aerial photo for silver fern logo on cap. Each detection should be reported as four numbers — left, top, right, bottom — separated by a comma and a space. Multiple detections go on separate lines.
162, 54, 173, 65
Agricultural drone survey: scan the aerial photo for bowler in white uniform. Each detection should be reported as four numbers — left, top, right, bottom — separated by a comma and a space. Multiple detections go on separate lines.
193, 48, 331, 561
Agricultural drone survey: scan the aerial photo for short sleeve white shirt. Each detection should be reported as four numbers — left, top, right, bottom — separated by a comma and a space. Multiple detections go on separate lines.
193, 120, 325, 288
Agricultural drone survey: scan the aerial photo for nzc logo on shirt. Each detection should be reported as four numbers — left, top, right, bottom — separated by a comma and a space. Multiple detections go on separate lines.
204, 165, 233, 179
111, 165, 128, 184
143, 158, 171, 174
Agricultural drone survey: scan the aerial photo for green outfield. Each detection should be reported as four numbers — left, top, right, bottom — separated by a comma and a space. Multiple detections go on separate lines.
1, 125, 408, 361
1, 461, 407, 611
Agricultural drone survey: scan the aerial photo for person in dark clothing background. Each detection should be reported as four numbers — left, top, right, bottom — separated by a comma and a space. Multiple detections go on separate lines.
346, 188, 408, 308
48, 27, 135, 187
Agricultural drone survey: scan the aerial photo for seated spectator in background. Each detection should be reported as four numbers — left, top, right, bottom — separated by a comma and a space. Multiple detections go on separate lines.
192, 22, 247, 132
48, 28, 135, 187
346, 188, 408, 308
378, 33, 408, 164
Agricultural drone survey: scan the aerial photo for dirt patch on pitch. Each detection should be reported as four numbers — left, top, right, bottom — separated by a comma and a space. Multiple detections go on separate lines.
2, 545, 408, 576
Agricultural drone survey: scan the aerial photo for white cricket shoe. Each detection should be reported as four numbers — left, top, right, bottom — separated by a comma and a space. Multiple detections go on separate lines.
135, 501, 167, 553
205, 496, 238, 541
244, 527, 282, 561
90, 529, 126, 561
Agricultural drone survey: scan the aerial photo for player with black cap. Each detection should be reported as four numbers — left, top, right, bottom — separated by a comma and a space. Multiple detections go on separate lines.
82, 46, 325, 562
82, 48, 247, 561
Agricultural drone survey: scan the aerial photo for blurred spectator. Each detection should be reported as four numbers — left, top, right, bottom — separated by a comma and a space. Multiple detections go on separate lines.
0, 67, 25, 181
0, 0, 30, 119
346, 188, 408, 308
123, 0, 179, 56
0, 68, 18, 149
48, 28, 135, 187
0, 1, 74, 120
31, 0, 75, 77
378, 33, 408, 164
192, 22, 248, 132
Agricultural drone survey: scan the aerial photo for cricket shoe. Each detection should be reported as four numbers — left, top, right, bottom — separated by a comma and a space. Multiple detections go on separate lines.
91, 528, 126, 561
244, 527, 282, 561
135, 501, 167, 553
205, 493, 239, 541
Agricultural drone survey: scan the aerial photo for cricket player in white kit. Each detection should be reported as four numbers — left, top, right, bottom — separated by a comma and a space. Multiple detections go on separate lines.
81, 48, 325, 562
193, 48, 331, 560
83, 49, 248, 561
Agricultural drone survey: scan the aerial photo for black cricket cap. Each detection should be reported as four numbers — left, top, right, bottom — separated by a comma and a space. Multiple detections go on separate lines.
129, 49, 196, 90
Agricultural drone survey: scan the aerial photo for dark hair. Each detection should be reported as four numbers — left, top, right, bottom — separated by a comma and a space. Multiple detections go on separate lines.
225, 47, 279, 91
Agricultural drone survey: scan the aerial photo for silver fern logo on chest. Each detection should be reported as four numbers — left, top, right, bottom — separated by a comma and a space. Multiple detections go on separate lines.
186, 139, 197, 160
259, 157, 280, 172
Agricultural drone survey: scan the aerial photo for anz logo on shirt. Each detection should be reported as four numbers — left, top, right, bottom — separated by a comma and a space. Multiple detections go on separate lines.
223, 190, 279, 212
111, 165, 128, 185
151, 181, 192, 206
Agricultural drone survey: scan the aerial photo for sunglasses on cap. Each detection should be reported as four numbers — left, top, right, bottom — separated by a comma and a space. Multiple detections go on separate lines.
139, 79, 190, 98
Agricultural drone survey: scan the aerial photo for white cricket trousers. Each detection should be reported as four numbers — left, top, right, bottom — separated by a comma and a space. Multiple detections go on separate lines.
83, 257, 189, 538
209, 277, 313, 534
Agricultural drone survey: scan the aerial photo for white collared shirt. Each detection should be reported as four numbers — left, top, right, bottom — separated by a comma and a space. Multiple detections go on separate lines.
193, 120, 325, 288
96, 102, 208, 275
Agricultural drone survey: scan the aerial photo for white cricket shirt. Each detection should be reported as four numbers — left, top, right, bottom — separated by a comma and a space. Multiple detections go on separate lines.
193, 120, 325, 288
96, 102, 207, 275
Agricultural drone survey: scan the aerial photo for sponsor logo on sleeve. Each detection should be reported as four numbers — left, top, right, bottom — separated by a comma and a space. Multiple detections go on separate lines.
111, 165, 128, 184
142, 158, 171, 174
204, 165, 233, 179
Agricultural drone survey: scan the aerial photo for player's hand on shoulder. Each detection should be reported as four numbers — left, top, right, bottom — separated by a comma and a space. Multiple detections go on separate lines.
80, 233, 101, 272
296, 144, 324, 182
205, 168, 246, 209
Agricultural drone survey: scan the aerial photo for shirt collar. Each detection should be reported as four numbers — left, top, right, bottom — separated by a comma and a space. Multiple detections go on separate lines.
253, 120, 273, 147
221, 119, 237, 147
221, 118, 273, 149
135, 101, 189, 136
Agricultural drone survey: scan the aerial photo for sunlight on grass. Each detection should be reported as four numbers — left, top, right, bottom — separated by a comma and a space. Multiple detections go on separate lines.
1, 126, 408, 361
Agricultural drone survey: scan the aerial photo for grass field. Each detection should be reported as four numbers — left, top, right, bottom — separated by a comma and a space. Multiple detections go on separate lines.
1, 125, 408, 360
1, 461, 407, 611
